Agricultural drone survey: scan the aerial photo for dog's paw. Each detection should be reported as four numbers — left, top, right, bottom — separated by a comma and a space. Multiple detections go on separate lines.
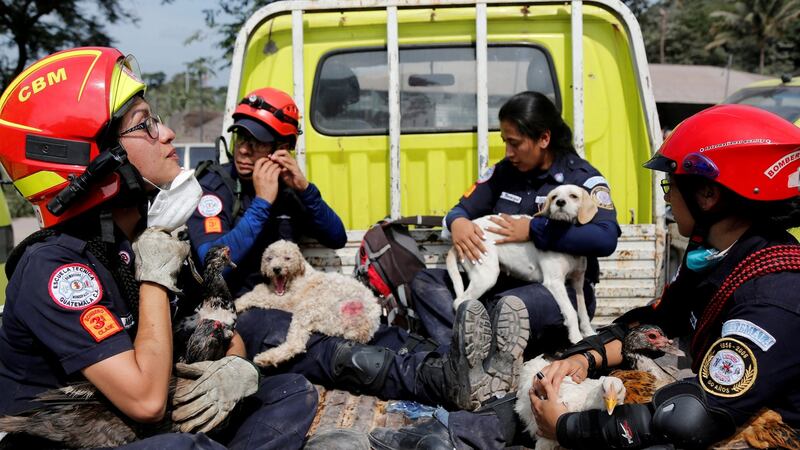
580, 325, 596, 337
567, 329, 584, 344
253, 351, 280, 368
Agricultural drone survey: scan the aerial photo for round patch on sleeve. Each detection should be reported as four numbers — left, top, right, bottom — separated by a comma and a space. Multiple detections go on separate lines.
197, 194, 223, 217
590, 185, 614, 210
48, 263, 103, 310
80, 305, 123, 342
699, 337, 757, 398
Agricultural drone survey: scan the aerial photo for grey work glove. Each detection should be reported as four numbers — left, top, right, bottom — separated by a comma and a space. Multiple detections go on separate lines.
171, 356, 260, 433
132, 227, 189, 293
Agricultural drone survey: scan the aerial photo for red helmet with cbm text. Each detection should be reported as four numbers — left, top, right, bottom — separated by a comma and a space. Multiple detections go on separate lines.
0, 47, 146, 228
645, 104, 800, 201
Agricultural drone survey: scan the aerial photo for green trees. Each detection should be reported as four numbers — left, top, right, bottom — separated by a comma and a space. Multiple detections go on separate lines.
0, 0, 134, 86
626, 0, 800, 75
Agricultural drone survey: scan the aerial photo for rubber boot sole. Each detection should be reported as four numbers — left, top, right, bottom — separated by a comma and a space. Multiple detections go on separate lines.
485, 295, 530, 396
452, 300, 492, 410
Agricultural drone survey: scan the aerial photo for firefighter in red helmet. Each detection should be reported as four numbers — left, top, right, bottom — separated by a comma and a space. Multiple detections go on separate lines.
527, 104, 800, 449
185, 87, 346, 299
0, 49, 317, 449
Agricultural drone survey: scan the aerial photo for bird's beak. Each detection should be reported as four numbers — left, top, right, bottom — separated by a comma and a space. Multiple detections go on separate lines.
658, 338, 685, 357
604, 396, 618, 415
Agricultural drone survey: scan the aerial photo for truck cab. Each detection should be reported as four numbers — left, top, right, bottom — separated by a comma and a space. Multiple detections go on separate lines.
224, 0, 665, 325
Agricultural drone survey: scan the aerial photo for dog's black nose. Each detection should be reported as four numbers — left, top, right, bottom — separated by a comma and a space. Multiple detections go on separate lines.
556, 199, 566, 207
273, 267, 282, 274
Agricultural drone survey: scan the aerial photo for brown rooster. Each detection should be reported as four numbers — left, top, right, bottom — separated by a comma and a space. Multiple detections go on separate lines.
0, 245, 236, 448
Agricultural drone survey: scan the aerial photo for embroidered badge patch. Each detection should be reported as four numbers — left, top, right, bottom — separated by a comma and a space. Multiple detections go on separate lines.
197, 194, 223, 217
583, 175, 608, 189
80, 305, 123, 342
118, 250, 131, 266
204, 216, 222, 233
49, 264, 103, 310
499, 191, 522, 204
590, 186, 614, 210
699, 337, 757, 398
477, 166, 494, 183
721, 319, 776, 351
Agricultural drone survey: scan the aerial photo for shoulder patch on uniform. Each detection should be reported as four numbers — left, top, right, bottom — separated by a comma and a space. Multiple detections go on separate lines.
699, 337, 757, 398
204, 216, 222, 234
80, 305, 123, 342
590, 185, 614, 210
463, 183, 477, 198
721, 319, 776, 351
197, 194, 223, 218
48, 263, 103, 310
477, 166, 495, 184
583, 175, 608, 189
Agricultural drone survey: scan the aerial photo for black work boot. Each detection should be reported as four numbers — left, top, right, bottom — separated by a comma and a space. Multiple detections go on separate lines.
369, 408, 452, 450
484, 295, 530, 395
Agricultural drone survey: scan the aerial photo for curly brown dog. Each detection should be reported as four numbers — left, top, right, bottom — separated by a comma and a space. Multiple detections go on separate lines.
235, 240, 382, 367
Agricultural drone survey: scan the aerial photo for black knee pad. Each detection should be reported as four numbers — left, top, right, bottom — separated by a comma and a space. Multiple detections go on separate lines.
331, 342, 393, 391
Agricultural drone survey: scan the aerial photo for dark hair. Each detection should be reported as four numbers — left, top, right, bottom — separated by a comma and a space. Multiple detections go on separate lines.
498, 91, 576, 158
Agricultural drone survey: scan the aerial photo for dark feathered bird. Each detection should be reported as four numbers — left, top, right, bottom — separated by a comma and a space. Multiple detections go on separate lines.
174, 245, 236, 363
0, 246, 236, 448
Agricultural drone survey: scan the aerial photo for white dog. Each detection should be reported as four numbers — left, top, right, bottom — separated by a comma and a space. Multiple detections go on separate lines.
446, 184, 598, 344
235, 240, 382, 367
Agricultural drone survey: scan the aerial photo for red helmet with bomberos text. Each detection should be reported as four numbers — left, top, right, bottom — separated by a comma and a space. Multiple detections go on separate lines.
645, 104, 800, 202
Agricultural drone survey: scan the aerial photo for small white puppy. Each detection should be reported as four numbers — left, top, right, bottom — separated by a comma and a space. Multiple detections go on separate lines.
446, 184, 598, 343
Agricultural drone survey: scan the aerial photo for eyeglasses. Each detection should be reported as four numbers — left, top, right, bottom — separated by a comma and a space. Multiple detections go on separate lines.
120, 115, 162, 140
239, 95, 299, 127
660, 178, 671, 195
235, 132, 293, 155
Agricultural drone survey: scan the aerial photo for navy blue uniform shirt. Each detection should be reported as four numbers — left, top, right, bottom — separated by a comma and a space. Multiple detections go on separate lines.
0, 234, 136, 415
186, 163, 346, 297
621, 226, 800, 429
445, 154, 621, 282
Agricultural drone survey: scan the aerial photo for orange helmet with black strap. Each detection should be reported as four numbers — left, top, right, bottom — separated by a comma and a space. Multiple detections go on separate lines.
0, 47, 147, 228
229, 87, 300, 146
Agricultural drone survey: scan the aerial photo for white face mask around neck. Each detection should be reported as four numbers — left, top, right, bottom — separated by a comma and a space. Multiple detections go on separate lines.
146, 169, 202, 232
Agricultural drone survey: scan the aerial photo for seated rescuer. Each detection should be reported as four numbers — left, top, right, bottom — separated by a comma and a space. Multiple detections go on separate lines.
0, 47, 317, 450
410, 91, 620, 355
185, 87, 346, 298
530, 104, 800, 449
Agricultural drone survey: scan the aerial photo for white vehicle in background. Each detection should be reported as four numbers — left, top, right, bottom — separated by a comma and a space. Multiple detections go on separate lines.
173, 142, 219, 169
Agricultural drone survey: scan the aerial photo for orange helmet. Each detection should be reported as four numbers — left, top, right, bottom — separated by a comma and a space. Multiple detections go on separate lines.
645, 104, 800, 201
228, 87, 300, 144
0, 47, 147, 228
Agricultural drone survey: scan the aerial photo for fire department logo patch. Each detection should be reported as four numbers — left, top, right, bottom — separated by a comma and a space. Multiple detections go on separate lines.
700, 337, 757, 398
477, 166, 494, 183
48, 263, 103, 310
80, 305, 123, 342
590, 186, 614, 210
197, 194, 223, 217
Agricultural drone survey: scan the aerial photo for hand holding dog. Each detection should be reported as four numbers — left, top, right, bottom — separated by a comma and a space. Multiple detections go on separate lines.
270, 149, 309, 192
487, 213, 532, 244
253, 157, 282, 203
451, 217, 486, 264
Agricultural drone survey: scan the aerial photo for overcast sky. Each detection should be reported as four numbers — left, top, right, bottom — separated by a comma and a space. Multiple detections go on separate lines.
108, 0, 232, 87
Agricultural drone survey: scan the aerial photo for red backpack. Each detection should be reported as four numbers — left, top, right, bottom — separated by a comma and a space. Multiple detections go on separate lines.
355, 216, 443, 332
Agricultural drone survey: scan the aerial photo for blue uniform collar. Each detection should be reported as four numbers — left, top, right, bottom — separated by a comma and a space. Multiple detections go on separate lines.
522, 154, 576, 184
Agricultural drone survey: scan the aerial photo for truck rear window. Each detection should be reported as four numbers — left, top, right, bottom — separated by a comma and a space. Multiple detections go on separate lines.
311, 45, 559, 135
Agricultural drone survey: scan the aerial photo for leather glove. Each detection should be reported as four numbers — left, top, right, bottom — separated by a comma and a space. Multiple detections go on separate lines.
132, 227, 189, 293
171, 356, 260, 433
